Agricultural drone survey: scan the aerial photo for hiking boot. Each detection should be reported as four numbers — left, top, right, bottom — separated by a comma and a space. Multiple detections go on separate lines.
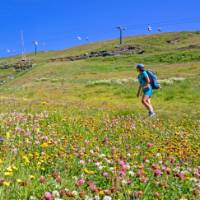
149, 112, 156, 117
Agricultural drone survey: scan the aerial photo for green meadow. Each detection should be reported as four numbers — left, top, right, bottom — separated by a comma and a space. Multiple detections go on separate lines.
0, 32, 199, 199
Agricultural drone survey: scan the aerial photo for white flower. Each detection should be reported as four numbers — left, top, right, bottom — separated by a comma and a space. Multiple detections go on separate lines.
72, 176, 78, 181
29, 196, 37, 200
90, 150, 94, 154
128, 171, 135, 177
104, 158, 112, 164
156, 153, 161, 157
95, 162, 101, 166
98, 165, 105, 170
94, 195, 100, 200
126, 164, 131, 170
190, 177, 197, 182
181, 170, 189, 175
80, 160, 85, 165
72, 191, 78, 197
52, 190, 60, 198
85, 195, 93, 200
121, 179, 127, 185
103, 196, 112, 200
109, 167, 114, 172
99, 154, 106, 158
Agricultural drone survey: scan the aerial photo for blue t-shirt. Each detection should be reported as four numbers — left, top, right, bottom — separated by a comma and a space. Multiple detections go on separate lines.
138, 71, 149, 87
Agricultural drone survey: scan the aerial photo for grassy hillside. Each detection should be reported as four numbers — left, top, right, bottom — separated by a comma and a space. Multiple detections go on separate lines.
0, 32, 199, 199
0, 31, 200, 117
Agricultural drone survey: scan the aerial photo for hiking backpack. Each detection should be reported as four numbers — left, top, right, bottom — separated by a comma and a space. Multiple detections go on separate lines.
146, 70, 160, 89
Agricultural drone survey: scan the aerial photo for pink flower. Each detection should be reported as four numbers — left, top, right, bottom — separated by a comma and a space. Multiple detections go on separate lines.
122, 164, 129, 171
119, 170, 126, 176
88, 181, 98, 193
134, 191, 143, 198
76, 178, 85, 186
147, 143, 154, 148
174, 172, 185, 180
103, 137, 109, 144
139, 176, 149, 183
103, 172, 109, 177
44, 192, 52, 200
152, 163, 160, 170
164, 167, 171, 175
154, 169, 162, 177
136, 170, 145, 178
168, 156, 176, 164
119, 161, 126, 166
194, 166, 200, 177
127, 179, 132, 185
84, 140, 90, 145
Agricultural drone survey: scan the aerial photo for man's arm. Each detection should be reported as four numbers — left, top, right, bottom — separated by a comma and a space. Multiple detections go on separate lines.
143, 76, 150, 89
137, 85, 142, 97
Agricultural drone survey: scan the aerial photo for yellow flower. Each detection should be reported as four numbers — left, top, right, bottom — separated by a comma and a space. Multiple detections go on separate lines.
34, 152, 39, 158
17, 179, 22, 183
36, 128, 40, 133
12, 165, 18, 171
22, 155, 30, 164
4, 172, 13, 176
99, 190, 104, 196
6, 166, 13, 172
41, 101, 48, 105
41, 143, 49, 148
83, 168, 95, 175
28, 153, 33, 158
3, 181, 10, 187
29, 175, 35, 180
127, 190, 132, 195
6, 132, 10, 139
41, 167, 45, 171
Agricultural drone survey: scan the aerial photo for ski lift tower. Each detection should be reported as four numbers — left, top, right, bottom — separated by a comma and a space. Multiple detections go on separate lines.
12, 30, 33, 72
20, 31, 26, 61
116, 26, 126, 45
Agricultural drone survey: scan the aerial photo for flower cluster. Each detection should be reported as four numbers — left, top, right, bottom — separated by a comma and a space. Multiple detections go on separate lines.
0, 112, 199, 199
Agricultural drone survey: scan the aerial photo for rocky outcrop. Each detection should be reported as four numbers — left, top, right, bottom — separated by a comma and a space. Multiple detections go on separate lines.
12, 60, 33, 72
177, 44, 200, 50
166, 37, 180, 44
0, 64, 12, 69
49, 45, 144, 62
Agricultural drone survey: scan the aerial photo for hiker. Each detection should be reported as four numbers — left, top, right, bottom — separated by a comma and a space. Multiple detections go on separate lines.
136, 64, 156, 117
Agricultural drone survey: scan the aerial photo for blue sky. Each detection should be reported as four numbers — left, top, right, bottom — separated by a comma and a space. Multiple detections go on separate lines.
1, 0, 200, 57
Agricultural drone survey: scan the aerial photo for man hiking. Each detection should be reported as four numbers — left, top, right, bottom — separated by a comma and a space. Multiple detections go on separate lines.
136, 64, 156, 117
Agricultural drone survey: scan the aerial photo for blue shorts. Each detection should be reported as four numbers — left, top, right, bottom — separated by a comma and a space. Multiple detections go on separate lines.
143, 87, 153, 97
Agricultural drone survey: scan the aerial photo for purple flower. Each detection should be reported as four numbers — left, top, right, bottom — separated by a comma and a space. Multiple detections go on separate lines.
0, 137, 4, 143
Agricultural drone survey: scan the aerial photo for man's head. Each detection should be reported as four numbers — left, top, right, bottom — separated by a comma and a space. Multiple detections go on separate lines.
136, 64, 145, 72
